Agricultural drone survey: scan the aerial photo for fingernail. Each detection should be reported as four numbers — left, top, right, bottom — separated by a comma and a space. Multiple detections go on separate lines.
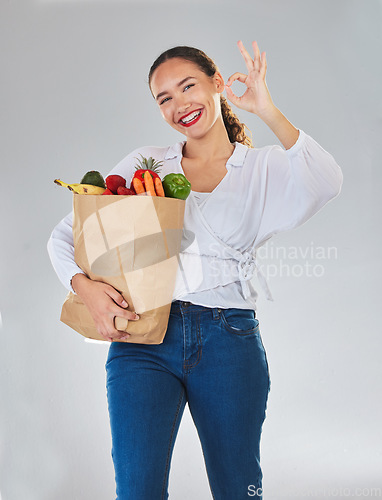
121, 300, 128, 307
121, 335, 130, 340
134, 314, 139, 320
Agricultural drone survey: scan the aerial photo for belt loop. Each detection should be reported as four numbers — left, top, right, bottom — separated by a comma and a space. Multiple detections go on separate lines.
212, 307, 221, 320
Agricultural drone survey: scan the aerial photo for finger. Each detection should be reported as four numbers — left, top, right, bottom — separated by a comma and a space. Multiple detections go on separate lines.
112, 306, 140, 322
260, 51, 267, 77
99, 331, 113, 342
237, 40, 254, 71
113, 326, 131, 341
105, 286, 128, 308
226, 72, 247, 86
107, 332, 130, 342
114, 331, 131, 340
102, 321, 131, 342
98, 311, 134, 341
108, 330, 129, 341
224, 84, 241, 107
252, 40, 261, 72
98, 319, 117, 341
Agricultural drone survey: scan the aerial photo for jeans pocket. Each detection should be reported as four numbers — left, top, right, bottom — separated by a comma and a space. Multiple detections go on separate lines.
219, 308, 259, 336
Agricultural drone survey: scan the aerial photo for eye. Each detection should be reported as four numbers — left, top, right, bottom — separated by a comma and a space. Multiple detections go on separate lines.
159, 83, 195, 105
159, 96, 171, 105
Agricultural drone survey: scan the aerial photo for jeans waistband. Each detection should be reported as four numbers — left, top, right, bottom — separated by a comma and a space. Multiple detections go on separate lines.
170, 300, 221, 320
170, 300, 256, 318
171, 300, 215, 312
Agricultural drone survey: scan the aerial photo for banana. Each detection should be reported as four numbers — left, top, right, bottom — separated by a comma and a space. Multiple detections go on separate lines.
54, 179, 105, 195
72, 184, 106, 195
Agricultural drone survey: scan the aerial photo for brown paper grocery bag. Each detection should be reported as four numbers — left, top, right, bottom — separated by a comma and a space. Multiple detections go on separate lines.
60, 193, 185, 344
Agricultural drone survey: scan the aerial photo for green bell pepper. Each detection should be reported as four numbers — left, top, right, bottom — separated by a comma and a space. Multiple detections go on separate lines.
162, 173, 191, 200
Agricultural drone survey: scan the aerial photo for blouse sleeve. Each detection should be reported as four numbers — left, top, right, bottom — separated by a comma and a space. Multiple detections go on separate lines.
46, 148, 141, 293
47, 210, 83, 293
256, 129, 343, 243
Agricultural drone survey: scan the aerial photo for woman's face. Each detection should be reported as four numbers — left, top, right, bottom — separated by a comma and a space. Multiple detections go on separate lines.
150, 58, 225, 140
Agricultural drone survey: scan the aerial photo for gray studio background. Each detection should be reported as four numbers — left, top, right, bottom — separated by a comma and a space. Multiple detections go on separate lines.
1, 0, 381, 499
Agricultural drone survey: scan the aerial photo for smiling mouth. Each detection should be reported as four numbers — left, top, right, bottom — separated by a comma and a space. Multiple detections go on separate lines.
179, 109, 202, 126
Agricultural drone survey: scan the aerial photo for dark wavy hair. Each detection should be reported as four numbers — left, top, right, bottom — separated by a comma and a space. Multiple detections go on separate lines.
148, 46, 253, 148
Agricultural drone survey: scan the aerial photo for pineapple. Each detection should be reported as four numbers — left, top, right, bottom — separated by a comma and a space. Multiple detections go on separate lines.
130, 154, 164, 191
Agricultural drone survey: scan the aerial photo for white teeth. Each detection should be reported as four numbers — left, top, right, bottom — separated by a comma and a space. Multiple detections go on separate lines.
180, 110, 201, 124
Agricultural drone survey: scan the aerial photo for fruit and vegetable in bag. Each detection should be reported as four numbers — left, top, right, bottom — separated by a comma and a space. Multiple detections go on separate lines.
54, 179, 106, 195
130, 155, 163, 192
54, 156, 191, 198
162, 173, 191, 200
54, 170, 106, 194
117, 186, 135, 195
80, 170, 106, 189
105, 175, 126, 193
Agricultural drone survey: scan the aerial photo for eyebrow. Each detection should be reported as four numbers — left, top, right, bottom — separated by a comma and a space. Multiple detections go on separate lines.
155, 76, 196, 101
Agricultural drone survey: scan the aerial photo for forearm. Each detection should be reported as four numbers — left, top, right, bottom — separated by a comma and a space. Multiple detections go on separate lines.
257, 105, 299, 150
47, 211, 85, 293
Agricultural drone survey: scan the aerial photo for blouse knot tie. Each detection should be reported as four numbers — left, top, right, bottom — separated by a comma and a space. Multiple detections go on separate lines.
238, 251, 257, 281
237, 250, 273, 302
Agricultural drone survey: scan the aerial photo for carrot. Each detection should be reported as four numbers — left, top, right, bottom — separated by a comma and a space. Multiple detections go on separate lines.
154, 177, 165, 197
133, 177, 145, 195
143, 171, 156, 196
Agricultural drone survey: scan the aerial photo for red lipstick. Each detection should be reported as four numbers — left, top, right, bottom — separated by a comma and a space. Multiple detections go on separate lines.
178, 109, 203, 127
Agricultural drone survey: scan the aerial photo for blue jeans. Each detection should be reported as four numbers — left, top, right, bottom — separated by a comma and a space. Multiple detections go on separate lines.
106, 300, 271, 500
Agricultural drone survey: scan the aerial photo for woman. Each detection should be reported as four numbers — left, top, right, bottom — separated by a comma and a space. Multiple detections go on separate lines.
47, 41, 343, 499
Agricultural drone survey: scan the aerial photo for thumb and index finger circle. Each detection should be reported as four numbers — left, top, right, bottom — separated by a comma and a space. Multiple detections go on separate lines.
226, 72, 248, 87
224, 85, 240, 106
225, 72, 248, 105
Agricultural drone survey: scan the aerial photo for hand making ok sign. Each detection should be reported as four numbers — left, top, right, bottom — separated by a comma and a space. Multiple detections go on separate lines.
225, 40, 275, 117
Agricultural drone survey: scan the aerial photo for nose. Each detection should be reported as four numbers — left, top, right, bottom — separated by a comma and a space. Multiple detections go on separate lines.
177, 104, 192, 122
176, 95, 192, 115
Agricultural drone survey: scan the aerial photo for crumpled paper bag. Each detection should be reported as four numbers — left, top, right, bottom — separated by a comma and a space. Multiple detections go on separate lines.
60, 193, 185, 344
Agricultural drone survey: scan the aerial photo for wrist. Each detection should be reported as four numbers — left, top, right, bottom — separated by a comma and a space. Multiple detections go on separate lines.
71, 273, 89, 295
256, 105, 299, 150
255, 103, 280, 124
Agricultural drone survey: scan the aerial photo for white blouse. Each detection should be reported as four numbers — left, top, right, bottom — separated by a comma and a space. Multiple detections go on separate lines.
47, 130, 343, 311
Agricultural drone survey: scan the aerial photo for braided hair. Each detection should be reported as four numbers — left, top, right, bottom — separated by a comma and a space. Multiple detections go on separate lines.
148, 46, 253, 148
